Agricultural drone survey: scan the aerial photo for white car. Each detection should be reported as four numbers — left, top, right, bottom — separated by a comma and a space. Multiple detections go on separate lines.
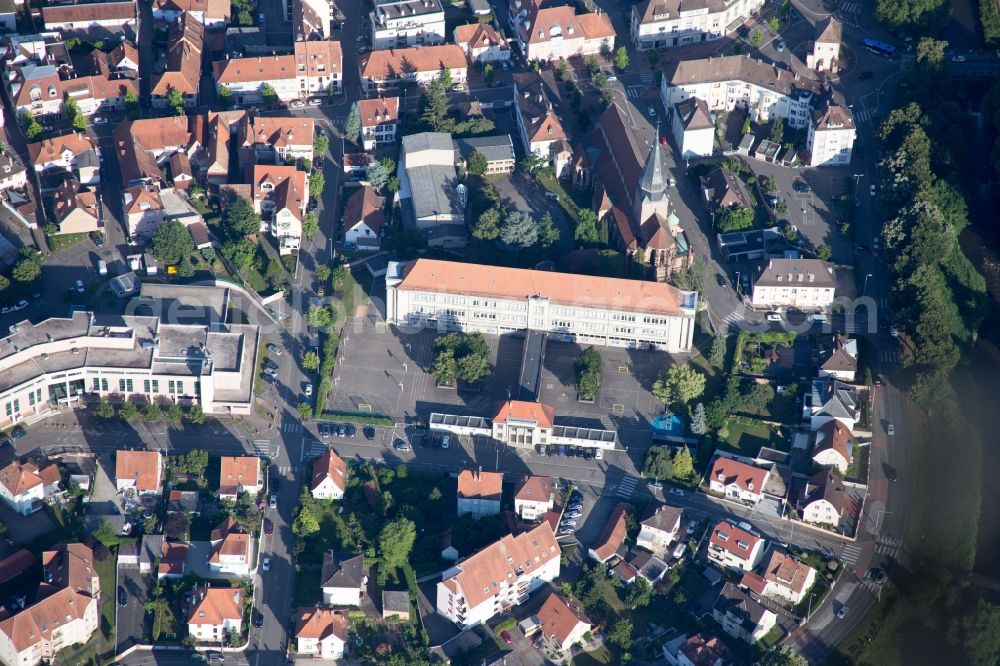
870, 184, 877, 197
262, 557, 271, 572
672, 543, 687, 559
304, 384, 313, 397
647, 106, 656, 117
309, 98, 323, 106
668, 488, 685, 497
269, 494, 277, 509
887, 424, 895, 436
765, 313, 782, 322
594, 449, 603, 460
441, 435, 450, 449
290, 100, 305, 109
13, 300, 28, 311
94, 117, 109, 125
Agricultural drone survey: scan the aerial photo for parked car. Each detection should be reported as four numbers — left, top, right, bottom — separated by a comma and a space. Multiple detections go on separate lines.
262, 557, 271, 571
564, 511, 582, 519
337, 424, 347, 438
537, 444, 547, 456
885, 466, 898, 482
672, 542, 687, 559
264, 518, 274, 535
776, 40, 786, 52
887, 424, 895, 436
91, 232, 105, 248
94, 117, 109, 125
309, 98, 323, 106
687, 520, 698, 535
793, 181, 811, 193
890, 325, 899, 338
304, 383, 313, 396
119, 590, 127, 606
765, 312, 782, 322
75, 279, 85, 293
441, 435, 450, 449
290, 100, 305, 109
264, 366, 278, 378
561, 519, 577, 527
269, 494, 277, 509
668, 487, 685, 497
870, 568, 888, 585
266, 343, 283, 356
557, 445, 565, 456
595, 449, 604, 460
547, 444, 558, 456
363, 425, 376, 440
836, 605, 850, 619
393, 439, 411, 451
544, 192, 560, 202
870, 184, 877, 197
558, 528, 575, 535
567, 503, 583, 512
319, 423, 332, 438
253, 610, 264, 628
500, 631, 513, 645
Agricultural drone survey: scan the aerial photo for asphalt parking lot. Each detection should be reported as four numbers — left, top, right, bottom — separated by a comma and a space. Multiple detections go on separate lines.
116, 563, 150, 652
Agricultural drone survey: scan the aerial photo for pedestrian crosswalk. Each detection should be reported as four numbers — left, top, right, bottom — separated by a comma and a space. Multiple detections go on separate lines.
626, 86, 643, 99
640, 71, 656, 84
281, 422, 301, 433
854, 108, 877, 123
616, 475, 639, 498
879, 350, 899, 364
305, 439, 328, 459
840, 543, 863, 566
273, 465, 294, 475
252, 439, 279, 460
839, 1, 860, 12
877, 535, 903, 558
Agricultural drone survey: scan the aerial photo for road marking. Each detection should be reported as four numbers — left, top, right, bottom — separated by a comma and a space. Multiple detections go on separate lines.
839, 1, 859, 12
617, 364, 629, 373
639, 71, 655, 84
626, 86, 642, 98
612, 403, 625, 415
879, 350, 899, 363
281, 422, 300, 433
359, 403, 372, 413
616, 475, 639, 498
840, 543, 863, 565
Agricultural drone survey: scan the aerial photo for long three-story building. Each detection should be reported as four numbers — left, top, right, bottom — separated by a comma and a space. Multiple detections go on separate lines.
631, 0, 763, 51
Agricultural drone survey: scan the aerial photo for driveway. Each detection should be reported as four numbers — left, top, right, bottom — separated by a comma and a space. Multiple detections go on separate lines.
116, 563, 150, 652
0, 502, 56, 545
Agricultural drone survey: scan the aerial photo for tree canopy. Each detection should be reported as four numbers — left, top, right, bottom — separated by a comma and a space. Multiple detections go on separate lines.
652, 364, 706, 406
224, 196, 262, 238
432, 333, 491, 385
575, 346, 603, 400
715, 205, 754, 232
151, 220, 195, 265
379, 518, 417, 568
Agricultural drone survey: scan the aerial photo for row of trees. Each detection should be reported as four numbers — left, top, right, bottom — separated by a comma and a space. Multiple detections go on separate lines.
95, 397, 206, 425
471, 183, 560, 248
575, 346, 603, 400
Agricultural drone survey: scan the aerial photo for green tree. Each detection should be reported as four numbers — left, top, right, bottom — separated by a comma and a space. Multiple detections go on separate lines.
222, 239, 257, 271
466, 151, 488, 176
613, 47, 630, 71
608, 619, 633, 650
261, 83, 277, 106
653, 364, 706, 406
760, 645, 809, 666
816, 244, 833, 261
309, 171, 325, 199
143, 402, 162, 421
168, 87, 185, 115
379, 518, 417, 568
575, 346, 603, 400
770, 117, 785, 144
715, 205, 754, 232
741, 115, 751, 135
642, 446, 674, 481
144, 597, 172, 641
875, 0, 947, 31
186, 404, 206, 424
331, 263, 349, 287
93, 519, 122, 547
120, 400, 140, 421
537, 212, 560, 248
672, 446, 695, 480
313, 134, 329, 157
519, 153, 551, 177
151, 220, 195, 265
948, 598, 1000, 665
344, 102, 361, 143
500, 211, 538, 248
164, 513, 190, 540
298, 403, 313, 420
0, 274, 8, 293
302, 212, 319, 239
751, 29, 763, 46
303, 351, 320, 370
768, 16, 780, 33
420, 79, 454, 132
217, 85, 233, 109
123, 88, 139, 117
166, 404, 183, 424
306, 305, 335, 328
12, 248, 43, 282
71, 109, 87, 132
709, 334, 727, 367
95, 398, 115, 420
483, 62, 494, 83
20, 111, 42, 140
585, 56, 600, 76
473, 207, 502, 241
741, 381, 775, 412
315, 264, 332, 284
456, 334, 491, 383
690, 402, 708, 435
625, 577, 654, 609
431, 349, 458, 385
575, 209, 600, 244
292, 505, 320, 537
367, 161, 392, 193
224, 196, 262, 238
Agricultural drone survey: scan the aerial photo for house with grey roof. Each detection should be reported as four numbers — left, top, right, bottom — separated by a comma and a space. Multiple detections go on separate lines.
671, 96, 715, 158
453, 135, 515, 175
321, 552, 367, 607
818, 335, 857, 382
636, 503, 683, 558
751, 258, 836, 311
796, 469, 846, 527
804, 377, 860, 432
398, 132, 466, 248
711, 582, 777, 643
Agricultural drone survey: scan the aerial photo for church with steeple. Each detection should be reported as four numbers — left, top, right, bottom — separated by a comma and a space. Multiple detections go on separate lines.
578, 103, 693, 282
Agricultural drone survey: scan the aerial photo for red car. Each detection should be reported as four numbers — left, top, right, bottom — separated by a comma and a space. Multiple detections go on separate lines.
263, 518, 273, 536
500, 631, 513, 646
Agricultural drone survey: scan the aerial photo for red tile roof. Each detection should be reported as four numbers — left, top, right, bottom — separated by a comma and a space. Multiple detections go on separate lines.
493, 400, 556, 429
591, 503, 630, 562
709, 521, 762, 560
536, 593, 590, 646
710, 457, 769, 494
457, 469, 503, 501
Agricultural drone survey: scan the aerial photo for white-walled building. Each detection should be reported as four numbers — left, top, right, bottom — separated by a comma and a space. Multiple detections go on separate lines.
513, 475, 554, 521
806, 377, 861, 432
671, 96, 715, 159
807, 104, 856, 166
343, 186, 386, 250
631, 0, 763, 50
512, 72, 569, 171
818, 335, 858, 382
41, 1, 136, 36
152, 0, 230, 28
437, 523, 560, 628
218, 456, 262, 501
310, 449, 347, 500
0, 153, 28, 194
252, 165, 307, 256
454, 22, 511, 63
712, 582, 776, 643
27, 134, 100, 176
707, 520, 764, 571
457, 469, 503, 518
370, 0, 446, 49
321, 552, 367, 606
295, 608, 348, 660
536, 593, 591, 653
636, 504, 683, 558
214, 41, 341, 103
359, 44, 467, 93
509, 3, 615, 62
116, 450, 163, 496
0, 461, 60, 515
740, 551, 816, 605
208, 517, 253, 576
798, 469, 846, 527
811, 419, 853, 474
358, 97, 399, 150
707, 457, 770, 505
187, 585, 243, 642
751, 258, 836, 311
386, 259, 697, 352
294, 0, 335, 40
662, 55, 820, 129
294, 40, 343, 96
807, 18, 841, 72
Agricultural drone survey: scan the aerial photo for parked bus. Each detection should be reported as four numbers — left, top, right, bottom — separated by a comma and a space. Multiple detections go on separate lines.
863, 38, 896, 58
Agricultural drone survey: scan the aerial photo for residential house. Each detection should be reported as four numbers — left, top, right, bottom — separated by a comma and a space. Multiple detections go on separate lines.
797, 469, 846, 527
513, 475, 554, 521
167, 489, 199, 515
358, 97, 399, 150
0, 460, 61, 515
41, 1, 136, 36
701, 166, 754, 215
807, 18, 841, 73
661, 55, 821, 130
811, 419, 853, 474
115, 450, 163, 496
51, 179, 100, 235
712, 582, 777, 643
707, 520, 764, 571
454, 23, 510, 63
342, 186, 386, 250
123, 185, 165, 240
344, 152, 372, 180
294, 0, 335, 40
671, 96, 715, 158
751, 258, 837, 311
805, 377, 860, 431
27, 134, 99, 179
151, 12, 203, 110
625, 550, 669, 584
157, 542, 189, 579
708, 457, 769, 505
454, 135, 516, 175
187, 585, 244, 642
295, 608, 348, 660
252, 165, 307, 255
359, 44, 467, 93
436, 523, 560, 628
0, 153, 28, 194
61, 74, 138, 116
113, 115, 195, 186
218, 456, 262, 501
631, 0, 763, 50
636, 503, 683, 558
807, 103, 856, 167
397, 132, 466, 248
11, 64, 64, 120
457, 468, 503, 518
583, 102, 693, 281
208, 517, 253, 576
153, 0, 230, 28
662, 632, 733, 666
509, 2, 615, 62
0, 544, 100, 666
213, 54, 300, 104
382, 590, 410, 620
588, 503, 630, 563
740, 550, 816, 605
294, 40, 343, 96
818, 335, 858, 382
246, 116, 316, 163
169, 152, 195, 189
321, 552, 367, 606
310, 449, 347, 500
512, 72, 567, 171
106, 41, 141, 75
536, 593, 591, 653
370, 0, 445, 49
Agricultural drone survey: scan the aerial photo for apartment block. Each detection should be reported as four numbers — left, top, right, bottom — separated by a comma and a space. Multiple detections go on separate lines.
370, 0, 446, 49
807, 104, 856, 166
751, 258, 836, 310
631, 0, 763, 51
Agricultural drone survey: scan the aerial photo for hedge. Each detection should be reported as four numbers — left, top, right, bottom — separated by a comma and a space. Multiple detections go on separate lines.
319, 411, 395, 426
982, 0, 1000, 48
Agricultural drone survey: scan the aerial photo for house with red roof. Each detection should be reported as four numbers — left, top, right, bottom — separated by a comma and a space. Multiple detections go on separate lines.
708, 457, 770, 506
707, 520, 765, 572
588, 503, 630, 563
513, 475, 554, 521
457, 468, 503, 518
0, 460, 61, 515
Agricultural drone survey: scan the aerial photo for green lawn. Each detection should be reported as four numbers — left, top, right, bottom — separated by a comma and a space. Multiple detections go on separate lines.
47, 232, 89, 254
720, 418, 787, 456
572, 645, 617, 666
94, 554, 117, 651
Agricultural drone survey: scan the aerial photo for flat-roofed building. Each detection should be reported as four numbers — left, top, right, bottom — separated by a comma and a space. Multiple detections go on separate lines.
397, 133, 466, 248
370, 0, 446, 49
386, 259, 697, 352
